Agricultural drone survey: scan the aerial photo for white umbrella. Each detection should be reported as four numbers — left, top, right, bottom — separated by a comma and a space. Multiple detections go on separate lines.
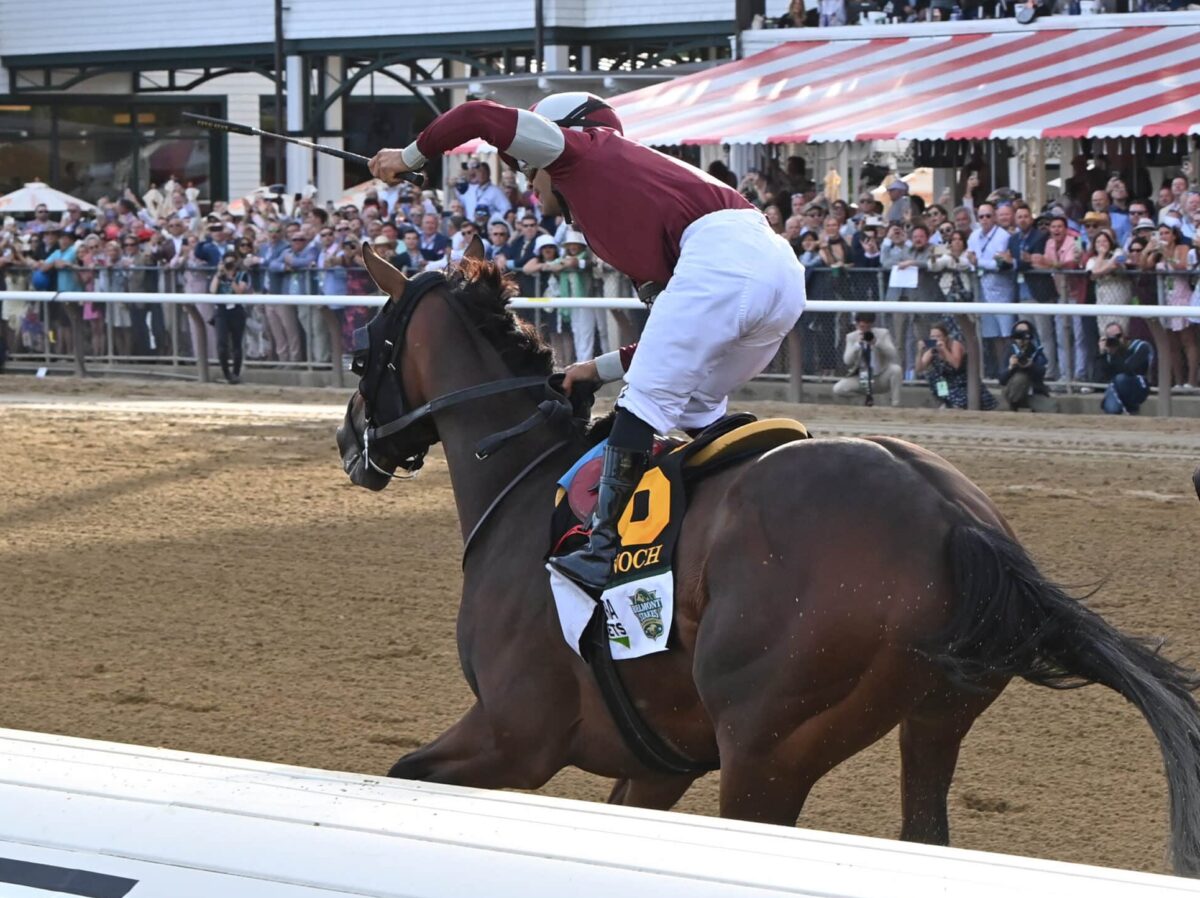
0, 181, 96, 214
336, 178, 386, 209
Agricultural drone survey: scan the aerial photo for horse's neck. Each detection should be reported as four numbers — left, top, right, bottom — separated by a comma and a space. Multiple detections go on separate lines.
436, 403, 577, 549
413, 319, 565, 547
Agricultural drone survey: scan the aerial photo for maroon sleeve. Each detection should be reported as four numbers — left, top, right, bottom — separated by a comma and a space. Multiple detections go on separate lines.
619, 343, 637, 372
415, 100, 519, 158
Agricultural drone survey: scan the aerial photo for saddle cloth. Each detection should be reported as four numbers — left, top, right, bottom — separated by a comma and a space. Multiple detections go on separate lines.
546, 415, 810, 661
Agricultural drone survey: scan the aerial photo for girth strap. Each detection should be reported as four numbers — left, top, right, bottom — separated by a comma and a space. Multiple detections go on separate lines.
581, 607, 719, 776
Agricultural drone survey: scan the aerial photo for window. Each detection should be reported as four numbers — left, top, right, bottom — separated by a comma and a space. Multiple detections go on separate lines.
0, 98, 222, 204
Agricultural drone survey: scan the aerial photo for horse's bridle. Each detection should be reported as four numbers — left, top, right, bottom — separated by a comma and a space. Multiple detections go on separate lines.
346, 269, 592, 557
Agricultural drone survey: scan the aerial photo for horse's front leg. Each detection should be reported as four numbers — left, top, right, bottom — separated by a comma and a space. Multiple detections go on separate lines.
386, 701, 565, 790
606, 774, 699, 811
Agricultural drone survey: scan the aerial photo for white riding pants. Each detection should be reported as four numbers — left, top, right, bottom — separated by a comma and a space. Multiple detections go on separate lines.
618, 209, 807, 434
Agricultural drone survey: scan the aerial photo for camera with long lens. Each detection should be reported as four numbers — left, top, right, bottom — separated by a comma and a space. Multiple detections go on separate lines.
1012, 331, 1034, 364
1104, 335, 1122, 350
861, 330, 875, 343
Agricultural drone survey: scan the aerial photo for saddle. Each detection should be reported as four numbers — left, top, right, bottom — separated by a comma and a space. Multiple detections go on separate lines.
561, 414, 811, 524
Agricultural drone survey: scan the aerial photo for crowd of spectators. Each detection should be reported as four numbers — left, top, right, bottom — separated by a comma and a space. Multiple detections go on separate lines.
732, 154, 1199, 411
0, 161, 645, 384
766, 0, 1193, 28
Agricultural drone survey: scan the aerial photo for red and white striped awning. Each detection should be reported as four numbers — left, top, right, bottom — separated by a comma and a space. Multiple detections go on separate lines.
610, 20, 1200, 145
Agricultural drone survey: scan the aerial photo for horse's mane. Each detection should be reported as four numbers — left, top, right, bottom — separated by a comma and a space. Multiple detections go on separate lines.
444, 260, 612, 446
445, 260, 554, 377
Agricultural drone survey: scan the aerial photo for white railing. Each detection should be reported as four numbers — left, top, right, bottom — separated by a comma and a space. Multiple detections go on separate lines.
0, 727, 1193, 897
1, 291, 1188, 415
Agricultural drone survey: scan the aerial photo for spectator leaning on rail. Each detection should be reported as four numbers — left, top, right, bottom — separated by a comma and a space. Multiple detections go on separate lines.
833, 311, 902, 407
882, 222, 939, 373
1032, 214, 1087, 386
1097, 323, 1152, 415
1005, 204, 1058, 380
967, 202, 1016, 378
369, 92, 807, 590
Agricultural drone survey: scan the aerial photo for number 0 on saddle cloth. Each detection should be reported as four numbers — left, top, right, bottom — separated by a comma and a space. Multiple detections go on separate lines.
545, 416, 810, 661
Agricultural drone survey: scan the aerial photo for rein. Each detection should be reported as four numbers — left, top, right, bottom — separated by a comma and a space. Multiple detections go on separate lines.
370, 376, 549, 443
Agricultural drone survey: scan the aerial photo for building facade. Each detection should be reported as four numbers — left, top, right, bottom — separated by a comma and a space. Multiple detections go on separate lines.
0, 0, 752, 205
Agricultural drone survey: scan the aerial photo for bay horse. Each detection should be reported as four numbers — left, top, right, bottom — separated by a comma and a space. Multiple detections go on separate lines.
336, 243, 1200, 875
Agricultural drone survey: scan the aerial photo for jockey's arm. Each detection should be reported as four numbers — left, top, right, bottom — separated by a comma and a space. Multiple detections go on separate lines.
370, 101, 566, 184
562, 343, 637, 396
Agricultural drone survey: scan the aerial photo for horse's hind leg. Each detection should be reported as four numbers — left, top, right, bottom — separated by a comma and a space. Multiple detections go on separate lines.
607, 773, 699, 810
714, 653, 925, 826
898, 684, 1003, 845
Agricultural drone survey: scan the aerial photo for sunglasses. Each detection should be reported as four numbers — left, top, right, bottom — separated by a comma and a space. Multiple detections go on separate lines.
978, 213, 993, 219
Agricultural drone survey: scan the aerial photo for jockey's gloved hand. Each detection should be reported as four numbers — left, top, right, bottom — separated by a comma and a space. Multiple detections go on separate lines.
562, 359, 600, 396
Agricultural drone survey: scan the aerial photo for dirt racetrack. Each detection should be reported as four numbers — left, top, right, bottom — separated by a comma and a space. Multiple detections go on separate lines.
2, 376, 1199, 874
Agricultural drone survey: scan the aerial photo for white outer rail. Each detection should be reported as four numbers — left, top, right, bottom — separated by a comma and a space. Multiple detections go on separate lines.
0, 728, 1195, 898
5, 292, 1184, 413
0, 290, 1192, 317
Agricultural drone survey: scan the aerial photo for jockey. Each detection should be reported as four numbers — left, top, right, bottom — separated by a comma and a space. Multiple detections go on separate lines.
369, 93, 806, 590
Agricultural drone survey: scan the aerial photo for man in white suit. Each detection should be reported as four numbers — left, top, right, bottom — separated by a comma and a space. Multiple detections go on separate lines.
833, 311, 903, 407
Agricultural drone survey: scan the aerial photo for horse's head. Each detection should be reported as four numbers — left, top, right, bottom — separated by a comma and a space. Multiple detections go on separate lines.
337, 236, 545, 491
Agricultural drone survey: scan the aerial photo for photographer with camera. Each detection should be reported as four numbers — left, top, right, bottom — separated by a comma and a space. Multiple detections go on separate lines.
916, 320, 997, 410
209, 253, 251, 385
1097, 323, 1152, 415
997, 320, 1055, 412
833, 312, 902, 407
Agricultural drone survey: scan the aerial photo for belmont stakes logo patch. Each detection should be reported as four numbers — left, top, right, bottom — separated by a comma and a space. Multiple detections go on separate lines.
628, 587, 665, 640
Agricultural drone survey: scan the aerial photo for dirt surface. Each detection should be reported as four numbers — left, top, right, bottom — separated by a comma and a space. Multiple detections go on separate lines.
2, 375, 1199, 874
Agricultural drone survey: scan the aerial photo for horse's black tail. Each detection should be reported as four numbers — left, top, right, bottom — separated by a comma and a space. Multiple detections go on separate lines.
1192, 465, 1199, 503
923, 523, 1200, 877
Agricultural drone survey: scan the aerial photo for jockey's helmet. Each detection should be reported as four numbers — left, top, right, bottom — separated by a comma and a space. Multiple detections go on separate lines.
531, 92, 623, 134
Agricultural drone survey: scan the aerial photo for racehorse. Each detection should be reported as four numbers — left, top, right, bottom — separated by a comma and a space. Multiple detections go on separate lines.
336, 243, 1200, 875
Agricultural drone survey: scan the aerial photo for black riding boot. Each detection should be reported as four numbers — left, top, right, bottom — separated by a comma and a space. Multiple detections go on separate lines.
550, 442, 649, 590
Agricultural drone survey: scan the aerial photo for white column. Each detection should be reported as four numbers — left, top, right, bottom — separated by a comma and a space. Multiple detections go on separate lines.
285, 55, 312, 196
542, 44, 570, 73
315, 57, 345, 205
0, 68, 9, 94
698, 145, 723, 173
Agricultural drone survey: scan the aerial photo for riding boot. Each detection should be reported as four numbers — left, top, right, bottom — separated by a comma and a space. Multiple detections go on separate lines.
549, 442, 649, 590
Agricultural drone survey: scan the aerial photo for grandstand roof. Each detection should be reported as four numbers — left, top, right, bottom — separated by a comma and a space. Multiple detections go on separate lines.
610, 13, 1200, 145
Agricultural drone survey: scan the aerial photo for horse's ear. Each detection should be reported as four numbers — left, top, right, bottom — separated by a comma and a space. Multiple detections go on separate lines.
462, 234, 486, 262
361, 241, 408, 299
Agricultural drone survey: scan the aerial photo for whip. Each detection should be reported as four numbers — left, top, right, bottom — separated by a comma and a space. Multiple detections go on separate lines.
182, 112, 425, 187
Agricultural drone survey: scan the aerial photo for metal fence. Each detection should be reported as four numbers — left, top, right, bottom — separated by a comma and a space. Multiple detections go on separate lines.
1, 265, 1197, 414
0, 265, 381, 381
